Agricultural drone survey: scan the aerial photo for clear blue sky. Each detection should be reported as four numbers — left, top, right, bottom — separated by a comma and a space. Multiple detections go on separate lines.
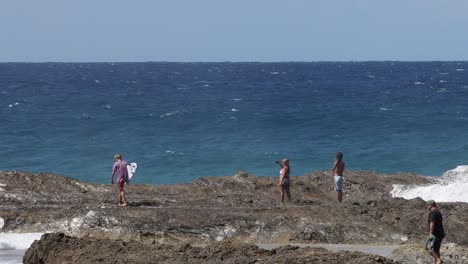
1, 0, 467, 62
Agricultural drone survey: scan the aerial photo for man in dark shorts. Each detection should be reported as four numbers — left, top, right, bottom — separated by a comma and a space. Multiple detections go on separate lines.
426, 200, 445, 264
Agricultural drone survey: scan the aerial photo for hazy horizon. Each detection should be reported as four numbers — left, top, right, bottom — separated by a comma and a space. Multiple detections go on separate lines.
1, 1, 468, 62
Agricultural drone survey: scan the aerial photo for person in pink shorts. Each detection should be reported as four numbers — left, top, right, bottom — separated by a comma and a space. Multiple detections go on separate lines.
111, 153, 129, 206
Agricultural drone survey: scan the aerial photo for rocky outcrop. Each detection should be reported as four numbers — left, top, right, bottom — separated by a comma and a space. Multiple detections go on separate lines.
1, 170, 466, 263
24, 233, 399, 264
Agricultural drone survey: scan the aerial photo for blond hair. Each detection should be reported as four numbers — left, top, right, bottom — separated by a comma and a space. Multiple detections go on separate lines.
114, 153, 122, 160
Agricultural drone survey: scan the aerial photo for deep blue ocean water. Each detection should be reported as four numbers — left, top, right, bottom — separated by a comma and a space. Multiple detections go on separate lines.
1, 62, 467, 184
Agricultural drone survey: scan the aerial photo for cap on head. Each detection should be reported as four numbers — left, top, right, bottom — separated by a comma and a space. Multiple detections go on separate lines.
114, 153, 122, 160
426, 200, 436, 207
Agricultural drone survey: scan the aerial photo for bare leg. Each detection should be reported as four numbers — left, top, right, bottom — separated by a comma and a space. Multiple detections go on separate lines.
337, 190, 343, 203
280, 186, 285, 206
117, 186, 123, 205
430, 249, 441, 264
120, 190, 127, 206
285, 185, 291, 205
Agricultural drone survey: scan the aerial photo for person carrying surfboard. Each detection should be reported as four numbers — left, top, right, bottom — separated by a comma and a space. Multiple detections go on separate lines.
111, 153, 129, 207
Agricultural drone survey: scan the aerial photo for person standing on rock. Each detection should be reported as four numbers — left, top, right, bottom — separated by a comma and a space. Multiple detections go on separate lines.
426, 200, 445, 264
276, 158, 291, 207
111, 153, 129, 207
332, 152, 345, 203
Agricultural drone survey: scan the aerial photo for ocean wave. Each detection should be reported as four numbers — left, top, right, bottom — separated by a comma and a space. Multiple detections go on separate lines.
231, 108, 239, 112
0, 232, 43, 250
159, 110, 189, 118
456, 69, 464, 72
391, 165, 468, 203
379, 107, 391, 111
437, 88, 448, 93
7, 103, 19, 108
76, 114, 95, 119
165, 150, 184, 155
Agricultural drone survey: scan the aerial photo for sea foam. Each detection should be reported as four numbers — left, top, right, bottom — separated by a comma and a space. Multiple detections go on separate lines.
391, 166, 468, 203
0, 233, 43, 250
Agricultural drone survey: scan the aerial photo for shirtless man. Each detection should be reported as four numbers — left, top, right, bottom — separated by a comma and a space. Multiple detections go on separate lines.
332, 152, 345, 203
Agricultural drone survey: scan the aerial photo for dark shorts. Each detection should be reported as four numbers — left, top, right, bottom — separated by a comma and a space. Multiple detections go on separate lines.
428, 236, 443, 252
432, 237, 443, 252
118, 182, 125, 191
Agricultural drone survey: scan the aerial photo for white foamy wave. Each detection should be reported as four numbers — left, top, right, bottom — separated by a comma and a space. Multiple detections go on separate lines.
456, 69, 464, 72
160, 110, 189, 118
0, 233, 43, 250
231, 108, 239, 112
165, 150, 184, 155
437, 88, 448, 93
391, 166, 468, 203
379, 107, 391, 111
7, 102, 19, 108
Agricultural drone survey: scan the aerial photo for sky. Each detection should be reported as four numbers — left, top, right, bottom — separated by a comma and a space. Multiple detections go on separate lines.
1, 0, 467, 62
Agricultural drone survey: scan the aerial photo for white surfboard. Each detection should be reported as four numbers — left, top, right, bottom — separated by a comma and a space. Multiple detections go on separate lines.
127, 162, 138, 182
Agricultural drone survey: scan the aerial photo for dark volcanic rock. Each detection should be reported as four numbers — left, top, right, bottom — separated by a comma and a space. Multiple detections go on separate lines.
0, 170, 467, 263
24, 233, 399, 264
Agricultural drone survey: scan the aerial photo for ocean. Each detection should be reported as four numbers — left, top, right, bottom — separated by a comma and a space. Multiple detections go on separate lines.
1, 62, 468, 185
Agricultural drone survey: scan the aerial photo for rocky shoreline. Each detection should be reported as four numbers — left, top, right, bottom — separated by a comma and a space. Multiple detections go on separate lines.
1, 170, 467, 263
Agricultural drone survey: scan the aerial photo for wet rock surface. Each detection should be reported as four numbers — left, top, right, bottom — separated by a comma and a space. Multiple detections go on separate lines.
0, 170, 467, 263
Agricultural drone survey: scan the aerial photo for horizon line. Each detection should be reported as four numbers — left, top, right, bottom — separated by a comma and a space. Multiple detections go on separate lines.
0, 60, 467, 64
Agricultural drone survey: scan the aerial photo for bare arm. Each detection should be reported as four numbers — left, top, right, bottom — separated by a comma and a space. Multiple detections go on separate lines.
276, 161, 284, 168
429, 221, 435, 236
332, 161, 338, 174
111, 170, 116, 184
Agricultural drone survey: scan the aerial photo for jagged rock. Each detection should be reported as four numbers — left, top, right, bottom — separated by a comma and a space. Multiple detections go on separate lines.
0, 170, 466, 263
